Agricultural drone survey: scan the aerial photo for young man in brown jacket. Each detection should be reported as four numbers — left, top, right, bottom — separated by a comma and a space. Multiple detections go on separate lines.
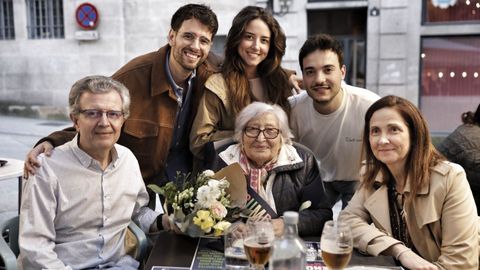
25, 4, 221, 208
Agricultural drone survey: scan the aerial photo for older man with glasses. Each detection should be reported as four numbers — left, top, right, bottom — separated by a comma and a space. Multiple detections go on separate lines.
18, 76, 162, 270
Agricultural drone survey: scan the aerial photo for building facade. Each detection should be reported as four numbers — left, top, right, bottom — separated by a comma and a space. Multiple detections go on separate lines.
0, 0, 478, 133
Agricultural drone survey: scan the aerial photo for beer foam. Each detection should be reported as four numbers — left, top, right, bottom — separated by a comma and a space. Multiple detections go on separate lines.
320, 241, 352, 254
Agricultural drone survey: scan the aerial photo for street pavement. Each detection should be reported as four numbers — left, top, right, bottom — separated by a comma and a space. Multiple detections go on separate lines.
0, 115, 70, 223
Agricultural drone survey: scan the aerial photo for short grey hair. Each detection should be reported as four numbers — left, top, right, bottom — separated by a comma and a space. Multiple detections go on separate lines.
68, 75, 131, 119
234, 102, 293, 144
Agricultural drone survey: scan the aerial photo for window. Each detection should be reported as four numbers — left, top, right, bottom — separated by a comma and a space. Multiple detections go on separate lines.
26, 0, 64, 39
308, 8, 367, 87
420, 36, 480, 133
0, 0, 14, 40
424, 0, 480, 24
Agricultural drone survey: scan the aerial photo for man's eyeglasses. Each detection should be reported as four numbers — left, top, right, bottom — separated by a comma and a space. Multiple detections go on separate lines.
79, 109, 124, 120
244, 127, 280, 139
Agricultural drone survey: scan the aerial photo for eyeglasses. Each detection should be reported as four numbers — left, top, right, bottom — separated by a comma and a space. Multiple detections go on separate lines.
244, 127, 280, 139
79, 109, 124, 120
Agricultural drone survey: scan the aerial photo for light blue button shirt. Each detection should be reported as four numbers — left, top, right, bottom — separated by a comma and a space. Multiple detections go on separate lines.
18, 135, 159, 269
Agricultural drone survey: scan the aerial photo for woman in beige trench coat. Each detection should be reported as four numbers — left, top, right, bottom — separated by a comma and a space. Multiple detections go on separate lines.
339, 95, 479, 270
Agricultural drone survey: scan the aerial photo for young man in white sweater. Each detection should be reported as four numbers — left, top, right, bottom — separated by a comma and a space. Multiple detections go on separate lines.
290, 34, 380, 209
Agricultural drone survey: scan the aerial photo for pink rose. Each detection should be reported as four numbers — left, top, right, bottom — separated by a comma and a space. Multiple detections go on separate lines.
211, 201, 227, 220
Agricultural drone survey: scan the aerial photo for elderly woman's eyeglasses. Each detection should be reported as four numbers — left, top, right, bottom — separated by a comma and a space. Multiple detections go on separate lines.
244, 127, 280, 139
79, 109, 124, 120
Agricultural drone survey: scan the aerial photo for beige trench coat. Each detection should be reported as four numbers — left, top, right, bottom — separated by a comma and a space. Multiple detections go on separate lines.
339, 161, 479, 270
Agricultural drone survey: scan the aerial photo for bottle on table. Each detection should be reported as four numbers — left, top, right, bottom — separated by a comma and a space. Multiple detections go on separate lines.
269, 211, 307, 270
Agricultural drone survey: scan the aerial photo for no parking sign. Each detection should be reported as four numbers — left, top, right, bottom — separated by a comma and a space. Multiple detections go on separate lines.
75, 3, 99, 30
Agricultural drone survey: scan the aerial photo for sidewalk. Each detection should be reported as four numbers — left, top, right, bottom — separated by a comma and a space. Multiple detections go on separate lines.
0, 115, 70, 223
0, 115, 70, 160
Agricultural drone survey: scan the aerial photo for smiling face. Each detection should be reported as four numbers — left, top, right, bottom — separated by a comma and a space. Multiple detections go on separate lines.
237, 18, 271, 78
302, 49, 346, 114
369, 107, 411, 174
168, 18, 213, 75
242, 113, 282, 168
71, 91, 124, 160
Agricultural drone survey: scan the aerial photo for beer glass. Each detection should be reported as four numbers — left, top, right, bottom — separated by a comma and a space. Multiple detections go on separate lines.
320, 220, 353, 270
224, 222, 250, 269
243, 219, 274, 270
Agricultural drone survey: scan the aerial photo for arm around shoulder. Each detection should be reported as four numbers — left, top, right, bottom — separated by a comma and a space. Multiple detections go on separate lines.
25, 127, 77, 177
36, 127, 77, 148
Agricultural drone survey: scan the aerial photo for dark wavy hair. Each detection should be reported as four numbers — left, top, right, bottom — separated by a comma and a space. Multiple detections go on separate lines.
222, 6, 291, 115
461, 103, 480, 125
299, 34, 344, 70
171, 4, 218, 38
361, 95, 444, 198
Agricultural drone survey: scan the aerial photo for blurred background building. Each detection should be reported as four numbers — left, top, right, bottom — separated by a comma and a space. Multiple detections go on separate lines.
0, 0, 479, 135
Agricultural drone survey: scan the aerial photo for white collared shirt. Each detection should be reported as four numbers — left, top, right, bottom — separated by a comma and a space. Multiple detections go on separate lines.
18, 135, 159, 269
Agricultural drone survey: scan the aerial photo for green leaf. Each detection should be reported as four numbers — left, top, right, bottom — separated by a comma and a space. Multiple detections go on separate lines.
148, 184, 165, 195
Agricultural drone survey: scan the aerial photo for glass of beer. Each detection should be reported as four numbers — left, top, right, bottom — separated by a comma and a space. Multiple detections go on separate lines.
320, 220, 353, 270
243, 219, 274, 270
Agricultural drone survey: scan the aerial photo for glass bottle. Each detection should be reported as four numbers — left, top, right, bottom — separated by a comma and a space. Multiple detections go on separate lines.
269, 211, 307, 270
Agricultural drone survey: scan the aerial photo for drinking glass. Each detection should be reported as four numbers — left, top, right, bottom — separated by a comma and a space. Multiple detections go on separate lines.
320, 220, 353, 270
224, 222, 250, 269
243, 219, 275, 270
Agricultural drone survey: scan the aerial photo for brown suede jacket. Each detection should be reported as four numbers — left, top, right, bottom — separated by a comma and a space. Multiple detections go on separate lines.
38, 44, 221, 185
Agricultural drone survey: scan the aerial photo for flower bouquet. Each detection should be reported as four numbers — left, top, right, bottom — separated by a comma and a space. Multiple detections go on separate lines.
148, 164, 248, 238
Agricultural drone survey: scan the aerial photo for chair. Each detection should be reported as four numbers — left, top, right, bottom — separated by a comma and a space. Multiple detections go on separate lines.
127, 221, 148, 262
0, 215, 18, 270
0, 216, 147, 270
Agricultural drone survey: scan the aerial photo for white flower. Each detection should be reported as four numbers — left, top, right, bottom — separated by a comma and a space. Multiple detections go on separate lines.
218, 178, 230, 189
208, 179, 219, 188
213, 221, 231, 236
203, 170, 215, 177
196, 185, 217, 208
211, 201, 228, 219
207, 180, 222, 199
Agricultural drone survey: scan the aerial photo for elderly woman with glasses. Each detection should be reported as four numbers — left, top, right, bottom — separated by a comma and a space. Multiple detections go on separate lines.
212, 102, 332, 236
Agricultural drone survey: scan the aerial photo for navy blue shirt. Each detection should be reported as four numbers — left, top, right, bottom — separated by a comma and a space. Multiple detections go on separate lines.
162, 51, 196, 185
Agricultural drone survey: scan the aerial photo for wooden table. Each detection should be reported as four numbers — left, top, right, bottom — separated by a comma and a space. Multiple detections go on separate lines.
145, 231, 400, 270
0, 157, 24, 211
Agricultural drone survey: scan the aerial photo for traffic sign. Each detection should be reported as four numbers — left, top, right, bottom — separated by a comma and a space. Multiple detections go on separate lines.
75, 3, 99, 30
